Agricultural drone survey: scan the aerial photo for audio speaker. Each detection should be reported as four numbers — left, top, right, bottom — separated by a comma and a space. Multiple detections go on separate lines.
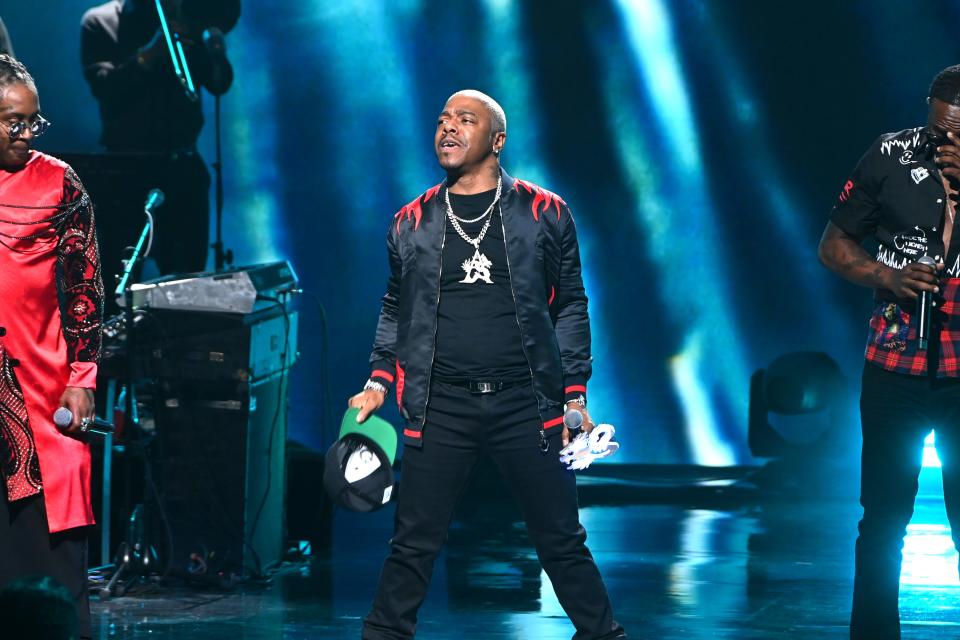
149, 307, 296, 576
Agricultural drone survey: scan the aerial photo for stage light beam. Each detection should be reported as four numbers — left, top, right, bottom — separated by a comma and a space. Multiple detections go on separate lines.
606, 0, 752, 465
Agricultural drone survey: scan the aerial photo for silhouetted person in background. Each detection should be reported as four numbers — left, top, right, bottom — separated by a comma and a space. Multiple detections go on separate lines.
80, 0, 238, 281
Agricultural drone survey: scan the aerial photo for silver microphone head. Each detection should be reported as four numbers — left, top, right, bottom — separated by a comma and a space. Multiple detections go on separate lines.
144, 188, 165, 213
563, 408, 584, 430
53, 407, 73, 428
918, 255, 937, 268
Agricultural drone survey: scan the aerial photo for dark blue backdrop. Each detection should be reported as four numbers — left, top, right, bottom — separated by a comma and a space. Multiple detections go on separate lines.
5, 0, 960, 464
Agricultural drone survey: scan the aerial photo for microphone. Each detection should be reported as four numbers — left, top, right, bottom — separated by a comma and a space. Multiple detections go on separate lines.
203, 27, 226, 58
53, 407, 115, 436
144, 188, 165, 214
563, 408, 584, 438
203, 27, 233, 96
917, 255, 937, 350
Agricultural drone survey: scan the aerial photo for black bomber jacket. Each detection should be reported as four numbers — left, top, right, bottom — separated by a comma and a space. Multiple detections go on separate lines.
367, 170, 592, 448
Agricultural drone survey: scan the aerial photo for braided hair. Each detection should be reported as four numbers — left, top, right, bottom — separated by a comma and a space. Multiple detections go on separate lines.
0, 54, 35, 96
929, 65, 960, 106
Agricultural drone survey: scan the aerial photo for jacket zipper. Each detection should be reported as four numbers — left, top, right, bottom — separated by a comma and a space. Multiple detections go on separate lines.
421, 204, 447, 428
499, 203, 547, 452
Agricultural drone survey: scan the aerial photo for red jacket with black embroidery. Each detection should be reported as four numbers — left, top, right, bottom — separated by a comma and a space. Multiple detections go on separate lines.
0, 152, 103, 532
367, 170, 591, 447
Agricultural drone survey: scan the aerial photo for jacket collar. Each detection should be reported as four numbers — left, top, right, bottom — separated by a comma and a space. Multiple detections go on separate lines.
440, 167, 516, 198
500, 168, 517, 192
430, 169, 518, 223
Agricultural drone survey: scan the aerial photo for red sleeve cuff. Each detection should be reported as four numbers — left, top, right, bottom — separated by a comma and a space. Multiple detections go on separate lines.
68, 362, 98, 390
564, 383, 587, 405
369, 362, 396, 389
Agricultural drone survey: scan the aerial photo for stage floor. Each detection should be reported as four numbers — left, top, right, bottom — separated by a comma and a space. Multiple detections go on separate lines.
90, 465, 960, 639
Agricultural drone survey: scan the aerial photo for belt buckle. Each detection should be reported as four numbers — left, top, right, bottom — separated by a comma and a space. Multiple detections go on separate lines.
470, 381, 499, 394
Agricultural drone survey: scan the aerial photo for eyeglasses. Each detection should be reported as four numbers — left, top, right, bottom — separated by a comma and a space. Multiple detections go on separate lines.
3, 116, 51, 140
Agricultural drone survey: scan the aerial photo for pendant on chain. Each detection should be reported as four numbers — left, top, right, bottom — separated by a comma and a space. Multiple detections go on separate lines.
460, 246, 494, 284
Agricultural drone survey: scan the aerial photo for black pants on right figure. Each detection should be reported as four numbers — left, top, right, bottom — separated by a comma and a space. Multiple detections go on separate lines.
851, 363, 960, 639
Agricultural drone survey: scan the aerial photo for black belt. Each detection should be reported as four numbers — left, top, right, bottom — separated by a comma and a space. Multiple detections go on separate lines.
435, 377, 531, 394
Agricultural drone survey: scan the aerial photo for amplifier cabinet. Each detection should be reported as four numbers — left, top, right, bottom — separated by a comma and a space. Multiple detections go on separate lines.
147, 307, 297, 575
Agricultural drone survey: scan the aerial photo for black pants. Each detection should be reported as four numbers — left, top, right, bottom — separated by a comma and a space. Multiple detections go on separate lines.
362, 381, 623, 640
851, 363, 960, 639
0, 488, 90, 639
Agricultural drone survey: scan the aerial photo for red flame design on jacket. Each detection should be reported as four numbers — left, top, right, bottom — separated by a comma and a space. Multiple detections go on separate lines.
394, 184, 442, 233
513, 178, 566, 222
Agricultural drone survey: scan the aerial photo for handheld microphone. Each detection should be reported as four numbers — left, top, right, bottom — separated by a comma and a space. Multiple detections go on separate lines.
917, 255, 937, 350
563, 408, 584, 438
53, 407, 115, 436
144, 188, 165, 214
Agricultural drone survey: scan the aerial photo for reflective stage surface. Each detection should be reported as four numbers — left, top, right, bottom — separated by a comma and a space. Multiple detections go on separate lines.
90, 465, 960, 639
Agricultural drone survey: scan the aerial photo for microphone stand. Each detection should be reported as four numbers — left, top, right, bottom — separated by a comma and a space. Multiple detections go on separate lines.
154, 0, 234, 270
102, 212, 158, 598
212, 94, 232, 271
114, 209, 153, 431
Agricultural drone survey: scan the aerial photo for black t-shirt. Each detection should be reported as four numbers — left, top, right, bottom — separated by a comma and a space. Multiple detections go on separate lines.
432, 188, 530, 381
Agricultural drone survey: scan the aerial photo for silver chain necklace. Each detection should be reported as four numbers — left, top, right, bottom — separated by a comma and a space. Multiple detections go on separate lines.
445, 176, 502, 285
449, 194, 498, 223
450, 209, 492, 224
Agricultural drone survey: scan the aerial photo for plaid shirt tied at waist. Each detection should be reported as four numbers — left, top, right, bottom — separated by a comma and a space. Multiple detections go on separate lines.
865, 277, 960, 376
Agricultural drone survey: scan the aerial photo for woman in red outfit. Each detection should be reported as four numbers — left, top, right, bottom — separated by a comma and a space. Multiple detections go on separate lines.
0, 54, 103, 638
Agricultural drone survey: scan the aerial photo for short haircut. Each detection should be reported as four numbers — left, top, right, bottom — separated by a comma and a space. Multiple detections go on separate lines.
929, 65, 960, 106
0, 54, 35, 97
449, 89, 506, 135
